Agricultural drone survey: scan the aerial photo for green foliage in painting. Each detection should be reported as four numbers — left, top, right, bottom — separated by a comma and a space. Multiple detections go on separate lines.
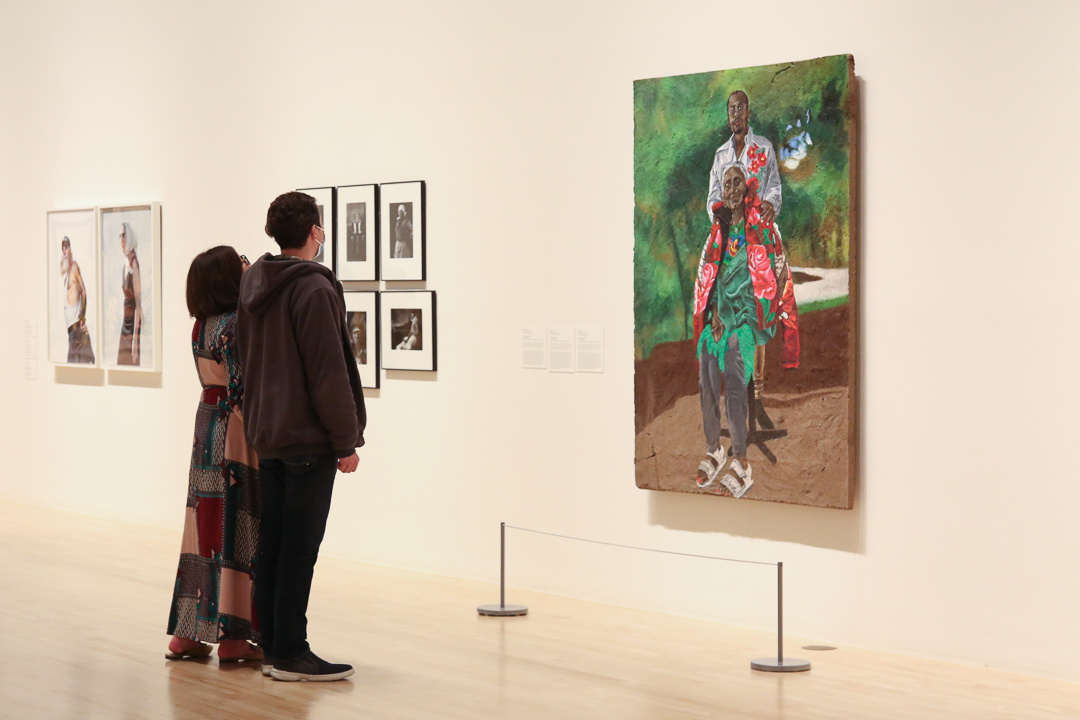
634, 55, 852, 359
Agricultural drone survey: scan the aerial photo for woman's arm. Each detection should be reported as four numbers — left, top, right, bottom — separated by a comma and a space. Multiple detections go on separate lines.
73, 263, 87, 325
218, 315, 244, 413
131, 256, 142, 363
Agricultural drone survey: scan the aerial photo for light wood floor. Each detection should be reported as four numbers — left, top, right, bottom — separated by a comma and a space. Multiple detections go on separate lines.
1, 502, 1077, 719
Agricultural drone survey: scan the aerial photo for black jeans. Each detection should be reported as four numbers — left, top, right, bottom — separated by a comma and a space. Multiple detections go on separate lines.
255, 453, 337, 662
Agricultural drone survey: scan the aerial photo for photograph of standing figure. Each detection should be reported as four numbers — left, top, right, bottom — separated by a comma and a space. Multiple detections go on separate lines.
346, 203, 366, 262
47, 208, 99, 366
60, 238, 95, 363
115, 221, 142, 365
100, 204, 160, 371
391, 203, 413, 258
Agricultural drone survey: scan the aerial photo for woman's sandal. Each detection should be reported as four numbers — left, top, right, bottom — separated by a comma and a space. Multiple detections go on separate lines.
165, 641, 213, 660
218, 642, 264, 663
696, 446, 727, 488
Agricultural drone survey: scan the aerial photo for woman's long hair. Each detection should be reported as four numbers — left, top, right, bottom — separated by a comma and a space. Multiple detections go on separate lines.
186, 246, 243, 320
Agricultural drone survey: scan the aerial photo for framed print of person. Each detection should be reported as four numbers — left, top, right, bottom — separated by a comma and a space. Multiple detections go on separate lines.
633, 54, 857, 509
297, 186, 336, 274
344, 290, 380, 388
46, 208, 99, 366
380, 290, 436, 371
336, 184, 379, 281
379, 181, 425, 280
99, 203, 162, 371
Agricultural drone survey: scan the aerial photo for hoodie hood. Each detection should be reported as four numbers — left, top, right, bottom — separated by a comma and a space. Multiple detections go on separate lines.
240, 252, 336, 315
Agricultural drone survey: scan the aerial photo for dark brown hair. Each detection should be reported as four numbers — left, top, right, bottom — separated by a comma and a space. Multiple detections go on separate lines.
265, 191, 320, 250
186, 246, 243, 319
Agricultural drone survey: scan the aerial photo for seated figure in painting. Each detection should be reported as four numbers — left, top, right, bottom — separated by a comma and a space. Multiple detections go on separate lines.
60, 237, 95, 364
395, 313, 420, 350
706, 89, 800, 391
692, 165, 795, 498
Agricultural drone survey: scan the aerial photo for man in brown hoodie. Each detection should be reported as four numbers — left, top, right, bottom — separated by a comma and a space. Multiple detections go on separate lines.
238, 191, 366, 682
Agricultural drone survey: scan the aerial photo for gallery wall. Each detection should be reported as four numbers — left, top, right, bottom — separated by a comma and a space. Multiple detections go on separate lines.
2, 0, 1078, 681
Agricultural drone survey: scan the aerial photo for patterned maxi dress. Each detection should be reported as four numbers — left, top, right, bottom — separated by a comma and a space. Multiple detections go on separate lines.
167, 313, 261, 642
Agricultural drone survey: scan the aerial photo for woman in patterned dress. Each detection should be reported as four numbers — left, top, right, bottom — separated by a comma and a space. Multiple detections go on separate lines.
166, 247, 262, 662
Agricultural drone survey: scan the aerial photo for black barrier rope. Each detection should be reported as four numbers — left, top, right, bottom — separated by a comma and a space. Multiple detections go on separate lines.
503, 524, 777, 567
477, 521, 811, 673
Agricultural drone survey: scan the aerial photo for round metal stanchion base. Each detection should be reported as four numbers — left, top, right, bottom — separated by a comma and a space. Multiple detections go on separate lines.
751, 657, 811, 673
477, 604, 528, 617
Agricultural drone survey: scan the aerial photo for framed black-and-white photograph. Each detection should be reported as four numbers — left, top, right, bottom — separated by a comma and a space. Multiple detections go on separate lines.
336, 184, 379, 281
379, 180, 425, 280
381, 290, 436, 371
344, 290, 380, 388
47, 208, 100, 367
99, 203, 162, 371
298, 186, 335, 273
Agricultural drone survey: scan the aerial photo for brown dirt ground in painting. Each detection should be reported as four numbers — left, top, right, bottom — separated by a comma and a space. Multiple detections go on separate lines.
634, 304, 852, 509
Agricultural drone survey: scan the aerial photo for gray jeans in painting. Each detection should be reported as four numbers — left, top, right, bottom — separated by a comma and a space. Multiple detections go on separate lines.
698, 332, 748, 459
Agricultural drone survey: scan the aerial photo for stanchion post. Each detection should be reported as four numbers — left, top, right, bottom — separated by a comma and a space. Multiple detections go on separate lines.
778, 561, 783, 663
478, 521, 528, 617
751, 560, 810, 672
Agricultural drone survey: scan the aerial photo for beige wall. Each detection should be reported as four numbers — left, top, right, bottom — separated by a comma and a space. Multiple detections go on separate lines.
2, 0, 1079, 681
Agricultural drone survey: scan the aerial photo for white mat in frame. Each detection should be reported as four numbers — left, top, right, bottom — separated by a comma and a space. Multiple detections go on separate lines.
336, 184, 379, 281
298, 186, 335, 273
46, 208, 100, 367
344, 290, 380, 388
380, 180, 425, 280
381, 290, 436, 371
99, 203, 162, 372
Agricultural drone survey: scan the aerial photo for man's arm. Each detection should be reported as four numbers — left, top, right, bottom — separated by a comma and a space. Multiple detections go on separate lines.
72, 263, 87, 324
294, 285, 361, 458
706, 151, 725, 222
760, 142, 783, 224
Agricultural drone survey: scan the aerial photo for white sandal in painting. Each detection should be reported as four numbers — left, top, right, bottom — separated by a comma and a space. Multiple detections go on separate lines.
720, 459, 754, 499
696, 446, 727, 488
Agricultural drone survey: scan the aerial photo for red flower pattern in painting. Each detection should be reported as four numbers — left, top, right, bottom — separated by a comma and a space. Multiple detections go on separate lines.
746, 205, 761, 226
694, 262, 718, 316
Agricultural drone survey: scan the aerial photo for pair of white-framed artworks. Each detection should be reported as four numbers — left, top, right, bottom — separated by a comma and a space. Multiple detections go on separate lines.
345, 290, 437, 388
300, 181, 425, 281
46, 203, 162, 372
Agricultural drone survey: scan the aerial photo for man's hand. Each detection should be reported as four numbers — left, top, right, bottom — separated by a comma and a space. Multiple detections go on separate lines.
760, 200, 776, 227
711, 311, 724, 343
337, 452, 359, 473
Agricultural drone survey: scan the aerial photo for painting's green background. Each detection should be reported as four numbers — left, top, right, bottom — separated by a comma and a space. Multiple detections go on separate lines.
634, 55, 852, 360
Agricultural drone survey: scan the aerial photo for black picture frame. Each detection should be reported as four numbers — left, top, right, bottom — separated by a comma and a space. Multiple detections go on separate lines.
380, 290, 436, 371
336, 184, 379, 280
379, 180, 426, 281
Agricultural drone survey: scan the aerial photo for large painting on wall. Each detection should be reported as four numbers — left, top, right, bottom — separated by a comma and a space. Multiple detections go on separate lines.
47, 208, 99, 366
100, 203, 162, 371
633, 54, 857, 508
